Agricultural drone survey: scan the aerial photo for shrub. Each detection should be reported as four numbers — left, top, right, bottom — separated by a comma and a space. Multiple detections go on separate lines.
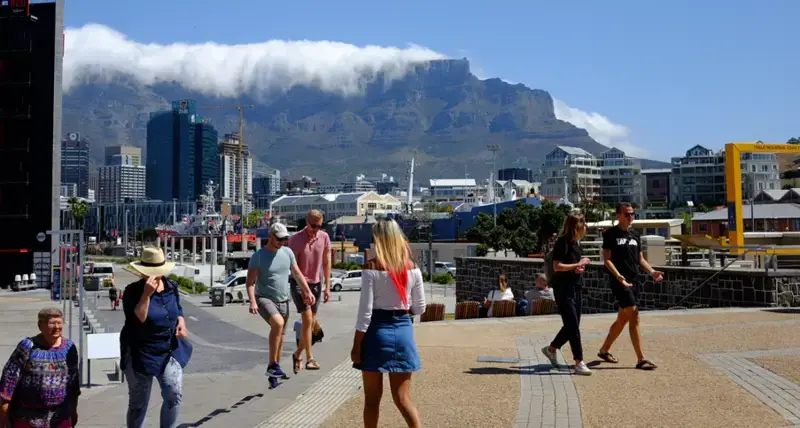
476, 244, 489, 257
432, 273, 455, 285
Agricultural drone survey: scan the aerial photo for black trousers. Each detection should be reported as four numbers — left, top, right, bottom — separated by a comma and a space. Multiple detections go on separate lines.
550, 285, 583, 361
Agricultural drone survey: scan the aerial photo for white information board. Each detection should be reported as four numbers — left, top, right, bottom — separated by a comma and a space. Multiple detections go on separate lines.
87, 332, 120, 360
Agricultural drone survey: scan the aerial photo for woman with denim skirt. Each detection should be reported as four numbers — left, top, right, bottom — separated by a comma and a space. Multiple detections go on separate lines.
121, 247, 192, 428
351, 219, 426, 428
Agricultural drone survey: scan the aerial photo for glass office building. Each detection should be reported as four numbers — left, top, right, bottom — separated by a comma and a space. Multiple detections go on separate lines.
146, 99, 218, 201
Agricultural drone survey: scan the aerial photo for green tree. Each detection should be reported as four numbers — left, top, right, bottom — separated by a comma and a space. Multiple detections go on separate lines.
498, 203, 538, 256
244, 209, 266, 228
466, 212, 508, 254
67, 197, 89, 230
532, 200, 570, 251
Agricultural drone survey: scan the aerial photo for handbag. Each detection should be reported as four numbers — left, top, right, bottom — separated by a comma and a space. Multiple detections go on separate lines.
312, 321, 324, 345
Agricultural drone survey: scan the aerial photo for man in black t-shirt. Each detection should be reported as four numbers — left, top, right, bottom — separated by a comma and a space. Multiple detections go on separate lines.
596, 203, 662, 371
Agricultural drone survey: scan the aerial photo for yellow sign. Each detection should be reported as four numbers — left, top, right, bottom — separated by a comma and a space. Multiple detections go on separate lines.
732, 142, 800, 153
726, 142, 800, 253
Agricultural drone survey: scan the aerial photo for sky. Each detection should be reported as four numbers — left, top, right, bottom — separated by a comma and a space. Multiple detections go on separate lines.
61, 0, 800, 162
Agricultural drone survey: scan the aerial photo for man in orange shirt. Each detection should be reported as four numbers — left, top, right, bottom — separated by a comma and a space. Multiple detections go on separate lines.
288, 210, 331, 373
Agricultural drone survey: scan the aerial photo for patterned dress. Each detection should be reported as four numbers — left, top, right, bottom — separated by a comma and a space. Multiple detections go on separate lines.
0, 336, 80, 428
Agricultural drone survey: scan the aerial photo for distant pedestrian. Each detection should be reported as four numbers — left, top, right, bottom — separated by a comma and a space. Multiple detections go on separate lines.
351, 219, 425, 428
246, 223, 315, 388
287, 210, 331, 374
596, 203, 662, 370
0, 308, 80, 428
542, 213, 592, 375
109, 282, 119, 310
122, 247, 192, 428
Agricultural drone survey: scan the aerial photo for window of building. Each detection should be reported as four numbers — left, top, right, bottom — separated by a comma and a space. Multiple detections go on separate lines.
699, 223, 708, 232
658, 228, 668, 237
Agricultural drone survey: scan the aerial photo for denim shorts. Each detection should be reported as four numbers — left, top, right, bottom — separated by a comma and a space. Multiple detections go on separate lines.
355, 310, 421, 373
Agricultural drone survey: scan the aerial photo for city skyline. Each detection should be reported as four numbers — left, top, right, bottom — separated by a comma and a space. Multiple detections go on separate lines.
62, 0, 799, 161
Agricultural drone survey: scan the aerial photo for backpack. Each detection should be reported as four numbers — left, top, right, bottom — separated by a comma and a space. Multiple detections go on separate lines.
543, 248, 555, 285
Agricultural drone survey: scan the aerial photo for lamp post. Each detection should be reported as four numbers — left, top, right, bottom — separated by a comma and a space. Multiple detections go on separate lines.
487, 144, 501, 226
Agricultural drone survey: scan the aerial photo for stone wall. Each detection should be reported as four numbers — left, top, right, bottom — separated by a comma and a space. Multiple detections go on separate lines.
454, 256, 800, 313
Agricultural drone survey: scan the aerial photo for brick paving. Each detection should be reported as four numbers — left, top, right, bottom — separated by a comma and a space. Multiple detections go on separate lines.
700, 348, 800, 427
515, 337, 583, 428
254, 358, 362, 428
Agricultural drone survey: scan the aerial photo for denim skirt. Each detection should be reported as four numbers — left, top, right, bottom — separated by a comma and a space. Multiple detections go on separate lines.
355, 310, 421, 373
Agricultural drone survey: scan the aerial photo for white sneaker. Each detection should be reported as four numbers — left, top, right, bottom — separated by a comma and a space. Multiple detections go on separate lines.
541, 346, 559, 367
574, 361, 592, 376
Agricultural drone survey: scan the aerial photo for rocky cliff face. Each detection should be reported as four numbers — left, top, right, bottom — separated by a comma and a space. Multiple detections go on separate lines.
63, 59, 663, 181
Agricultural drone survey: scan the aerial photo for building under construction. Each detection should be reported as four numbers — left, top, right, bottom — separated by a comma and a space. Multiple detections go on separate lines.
218, 132, 253, 213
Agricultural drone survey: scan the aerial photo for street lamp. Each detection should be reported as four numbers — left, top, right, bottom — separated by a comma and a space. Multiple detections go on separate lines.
487, 144, 501, 226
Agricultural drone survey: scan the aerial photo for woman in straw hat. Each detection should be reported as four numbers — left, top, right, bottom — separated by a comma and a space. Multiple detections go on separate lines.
351, 219, 425, 428
121, 247, 192, 428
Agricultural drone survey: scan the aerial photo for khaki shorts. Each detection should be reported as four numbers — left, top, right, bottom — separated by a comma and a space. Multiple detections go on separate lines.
256, 297, 290, 324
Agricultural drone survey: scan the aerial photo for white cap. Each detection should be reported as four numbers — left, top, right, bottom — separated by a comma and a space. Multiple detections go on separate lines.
270, 222, 290, 239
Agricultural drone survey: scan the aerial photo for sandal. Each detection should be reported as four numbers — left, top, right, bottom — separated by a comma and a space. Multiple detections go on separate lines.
636, 360, 657, 370
306, 359, 320, 370
597, 352, 619, 363
292, 353, 302, 374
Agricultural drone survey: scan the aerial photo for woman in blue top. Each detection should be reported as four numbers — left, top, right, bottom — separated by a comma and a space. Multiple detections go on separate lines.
121, 247, 192, 428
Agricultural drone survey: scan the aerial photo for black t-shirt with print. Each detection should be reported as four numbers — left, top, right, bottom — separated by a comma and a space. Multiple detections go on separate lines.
602, 226, 642, 284
551, 236, 583, 289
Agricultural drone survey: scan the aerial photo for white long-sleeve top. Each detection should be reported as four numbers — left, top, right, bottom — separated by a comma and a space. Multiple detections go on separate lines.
355, 268, 426, 333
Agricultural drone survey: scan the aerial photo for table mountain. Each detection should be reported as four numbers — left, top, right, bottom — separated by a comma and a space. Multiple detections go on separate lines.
62, 58, 667, 182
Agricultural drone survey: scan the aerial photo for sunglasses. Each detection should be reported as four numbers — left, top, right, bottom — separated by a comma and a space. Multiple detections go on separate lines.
277, 237, 289, 242
308, 224, 322, 229
623, 212, 635, 218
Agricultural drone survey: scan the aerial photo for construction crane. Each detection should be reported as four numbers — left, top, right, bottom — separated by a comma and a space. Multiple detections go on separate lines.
199, 104, 255, 207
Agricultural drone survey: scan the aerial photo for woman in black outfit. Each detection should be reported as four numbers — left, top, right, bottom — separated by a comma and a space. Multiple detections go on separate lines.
541, 213, 592, 376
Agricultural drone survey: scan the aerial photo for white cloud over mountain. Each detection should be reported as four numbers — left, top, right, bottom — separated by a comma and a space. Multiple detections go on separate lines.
63, 24, 644, 156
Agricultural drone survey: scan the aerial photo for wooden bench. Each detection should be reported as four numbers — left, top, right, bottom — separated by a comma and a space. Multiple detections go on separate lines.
455, 301, 480, 320
420, 303, 446, 322
530, 298, 556, 315
491, 300, 516, 318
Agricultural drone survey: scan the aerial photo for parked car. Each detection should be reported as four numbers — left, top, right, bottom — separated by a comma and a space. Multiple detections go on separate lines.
210, 270, 248, 303
435, 261, 456, 277
330, 270, 362, 291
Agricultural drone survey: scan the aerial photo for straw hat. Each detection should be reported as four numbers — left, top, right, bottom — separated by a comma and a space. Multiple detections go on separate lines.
129, 247, 175, 278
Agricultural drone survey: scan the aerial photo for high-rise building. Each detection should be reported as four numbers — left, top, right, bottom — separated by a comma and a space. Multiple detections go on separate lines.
218, 133, 253, 210
0, 0, 64, 286
146, 99, 219, 201
98, 154, 146, 203
105, 145, 141, 167
599, 148, 643, 207
252, 170, 281, 209
498, 168, 534, 183
540, 146, 601, 203
60, 132, 89, 198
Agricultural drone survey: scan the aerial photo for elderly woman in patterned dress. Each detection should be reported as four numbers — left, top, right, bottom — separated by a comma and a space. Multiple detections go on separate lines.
0, 308, 80, 428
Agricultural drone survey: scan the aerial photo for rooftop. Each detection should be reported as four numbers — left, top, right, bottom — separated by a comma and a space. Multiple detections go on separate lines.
693, 203, 800, 221
429, 178, 477, 187
556, 145, 593, 156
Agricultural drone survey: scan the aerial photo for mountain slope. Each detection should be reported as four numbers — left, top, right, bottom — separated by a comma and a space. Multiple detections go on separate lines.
63, 59, 668, 182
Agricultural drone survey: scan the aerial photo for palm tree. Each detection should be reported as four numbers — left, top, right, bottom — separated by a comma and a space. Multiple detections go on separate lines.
67, 197, 89, 230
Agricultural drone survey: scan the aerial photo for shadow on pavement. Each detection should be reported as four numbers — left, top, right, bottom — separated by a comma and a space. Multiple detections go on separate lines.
464, 364, 572, 376
585, 360, 636, 370
177, 393, 264, 427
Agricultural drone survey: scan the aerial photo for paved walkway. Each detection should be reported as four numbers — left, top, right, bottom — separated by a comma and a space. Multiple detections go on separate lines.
321, 307, 800, 428
6, 278, 798, 428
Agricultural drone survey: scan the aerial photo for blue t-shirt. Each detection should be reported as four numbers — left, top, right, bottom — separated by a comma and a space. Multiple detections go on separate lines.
249, 246, 296, 302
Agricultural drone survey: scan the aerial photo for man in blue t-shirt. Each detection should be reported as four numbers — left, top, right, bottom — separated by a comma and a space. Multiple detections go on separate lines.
246, 223, 315, 383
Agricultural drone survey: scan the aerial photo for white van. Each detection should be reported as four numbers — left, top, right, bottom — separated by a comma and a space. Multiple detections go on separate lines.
211, 270, 248, 303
